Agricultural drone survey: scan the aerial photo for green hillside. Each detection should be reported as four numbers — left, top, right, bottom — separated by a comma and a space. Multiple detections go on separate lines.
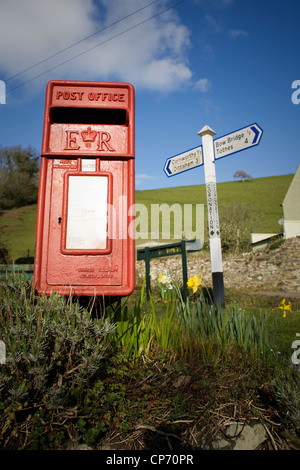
136, 174, 293, 244
0, 174, 294, 261
0, 204, 37, 262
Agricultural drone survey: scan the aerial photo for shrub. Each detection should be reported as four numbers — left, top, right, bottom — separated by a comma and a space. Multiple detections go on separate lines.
0, 243, 10, 263
0, 145, 39, 210
0, 276, 115, 449
271, 361, 300, 433
269, 239, 284, 251
219, 202, 262, 253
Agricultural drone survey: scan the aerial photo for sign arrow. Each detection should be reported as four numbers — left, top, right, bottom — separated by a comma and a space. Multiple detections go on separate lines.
166, 159, 172, 175
163, 145, 203, 177
213, 123, 263, 160
251, 125, 260, 144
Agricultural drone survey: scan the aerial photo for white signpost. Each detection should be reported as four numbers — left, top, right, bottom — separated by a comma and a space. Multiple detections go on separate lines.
214, 123, 263, 160
163, 122, 263, 307
163, 146, 203, 177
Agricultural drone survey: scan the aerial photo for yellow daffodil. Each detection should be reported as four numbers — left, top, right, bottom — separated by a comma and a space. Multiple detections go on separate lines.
187, 275, 202, 294
158, 272, 172, 287
278, 298, 292, 318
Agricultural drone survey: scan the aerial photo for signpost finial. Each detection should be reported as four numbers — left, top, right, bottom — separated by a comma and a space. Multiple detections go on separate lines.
197, 125, 216, 137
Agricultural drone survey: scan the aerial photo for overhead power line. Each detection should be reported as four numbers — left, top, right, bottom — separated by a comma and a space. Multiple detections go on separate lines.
7, 0, 188, 94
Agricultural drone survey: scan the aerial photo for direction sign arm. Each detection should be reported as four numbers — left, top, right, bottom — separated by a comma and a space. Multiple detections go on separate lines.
213, 123, 263, 160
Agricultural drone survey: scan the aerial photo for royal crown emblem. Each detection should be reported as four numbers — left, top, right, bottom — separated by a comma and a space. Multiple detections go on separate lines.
81, 126, 97, 147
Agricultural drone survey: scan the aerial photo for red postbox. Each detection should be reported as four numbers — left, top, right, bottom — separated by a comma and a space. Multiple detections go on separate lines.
34, 80, 135, 297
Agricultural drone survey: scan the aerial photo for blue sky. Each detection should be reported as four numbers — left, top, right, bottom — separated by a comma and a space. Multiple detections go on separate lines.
0, 0, 299, 190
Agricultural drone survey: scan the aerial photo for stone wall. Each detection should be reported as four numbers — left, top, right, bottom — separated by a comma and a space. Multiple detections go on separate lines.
136, 237, 300, 294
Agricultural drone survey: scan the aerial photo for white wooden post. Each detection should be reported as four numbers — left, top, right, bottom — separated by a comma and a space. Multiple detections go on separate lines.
198, 125, 225, 307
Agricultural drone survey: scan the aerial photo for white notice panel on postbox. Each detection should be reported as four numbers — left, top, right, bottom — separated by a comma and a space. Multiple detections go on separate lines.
66, 176, 108, 250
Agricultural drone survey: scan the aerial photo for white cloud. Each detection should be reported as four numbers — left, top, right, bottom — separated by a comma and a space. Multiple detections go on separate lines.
0, 0, 193, 93
204, 10, 247, 42
202, 44, 215, 62
205, 14, 223, 34
194, 78, 211, 92
228, 29, 248, 39
0, 0, 96, 76
195, 0, 234, 10
136, 173, 157, 181
135, 173, 158, 188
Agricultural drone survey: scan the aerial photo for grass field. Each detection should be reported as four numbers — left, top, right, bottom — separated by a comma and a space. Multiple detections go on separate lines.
0, 173, 294, 261
0, 204, 37, 261
136, 174, 293, 243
